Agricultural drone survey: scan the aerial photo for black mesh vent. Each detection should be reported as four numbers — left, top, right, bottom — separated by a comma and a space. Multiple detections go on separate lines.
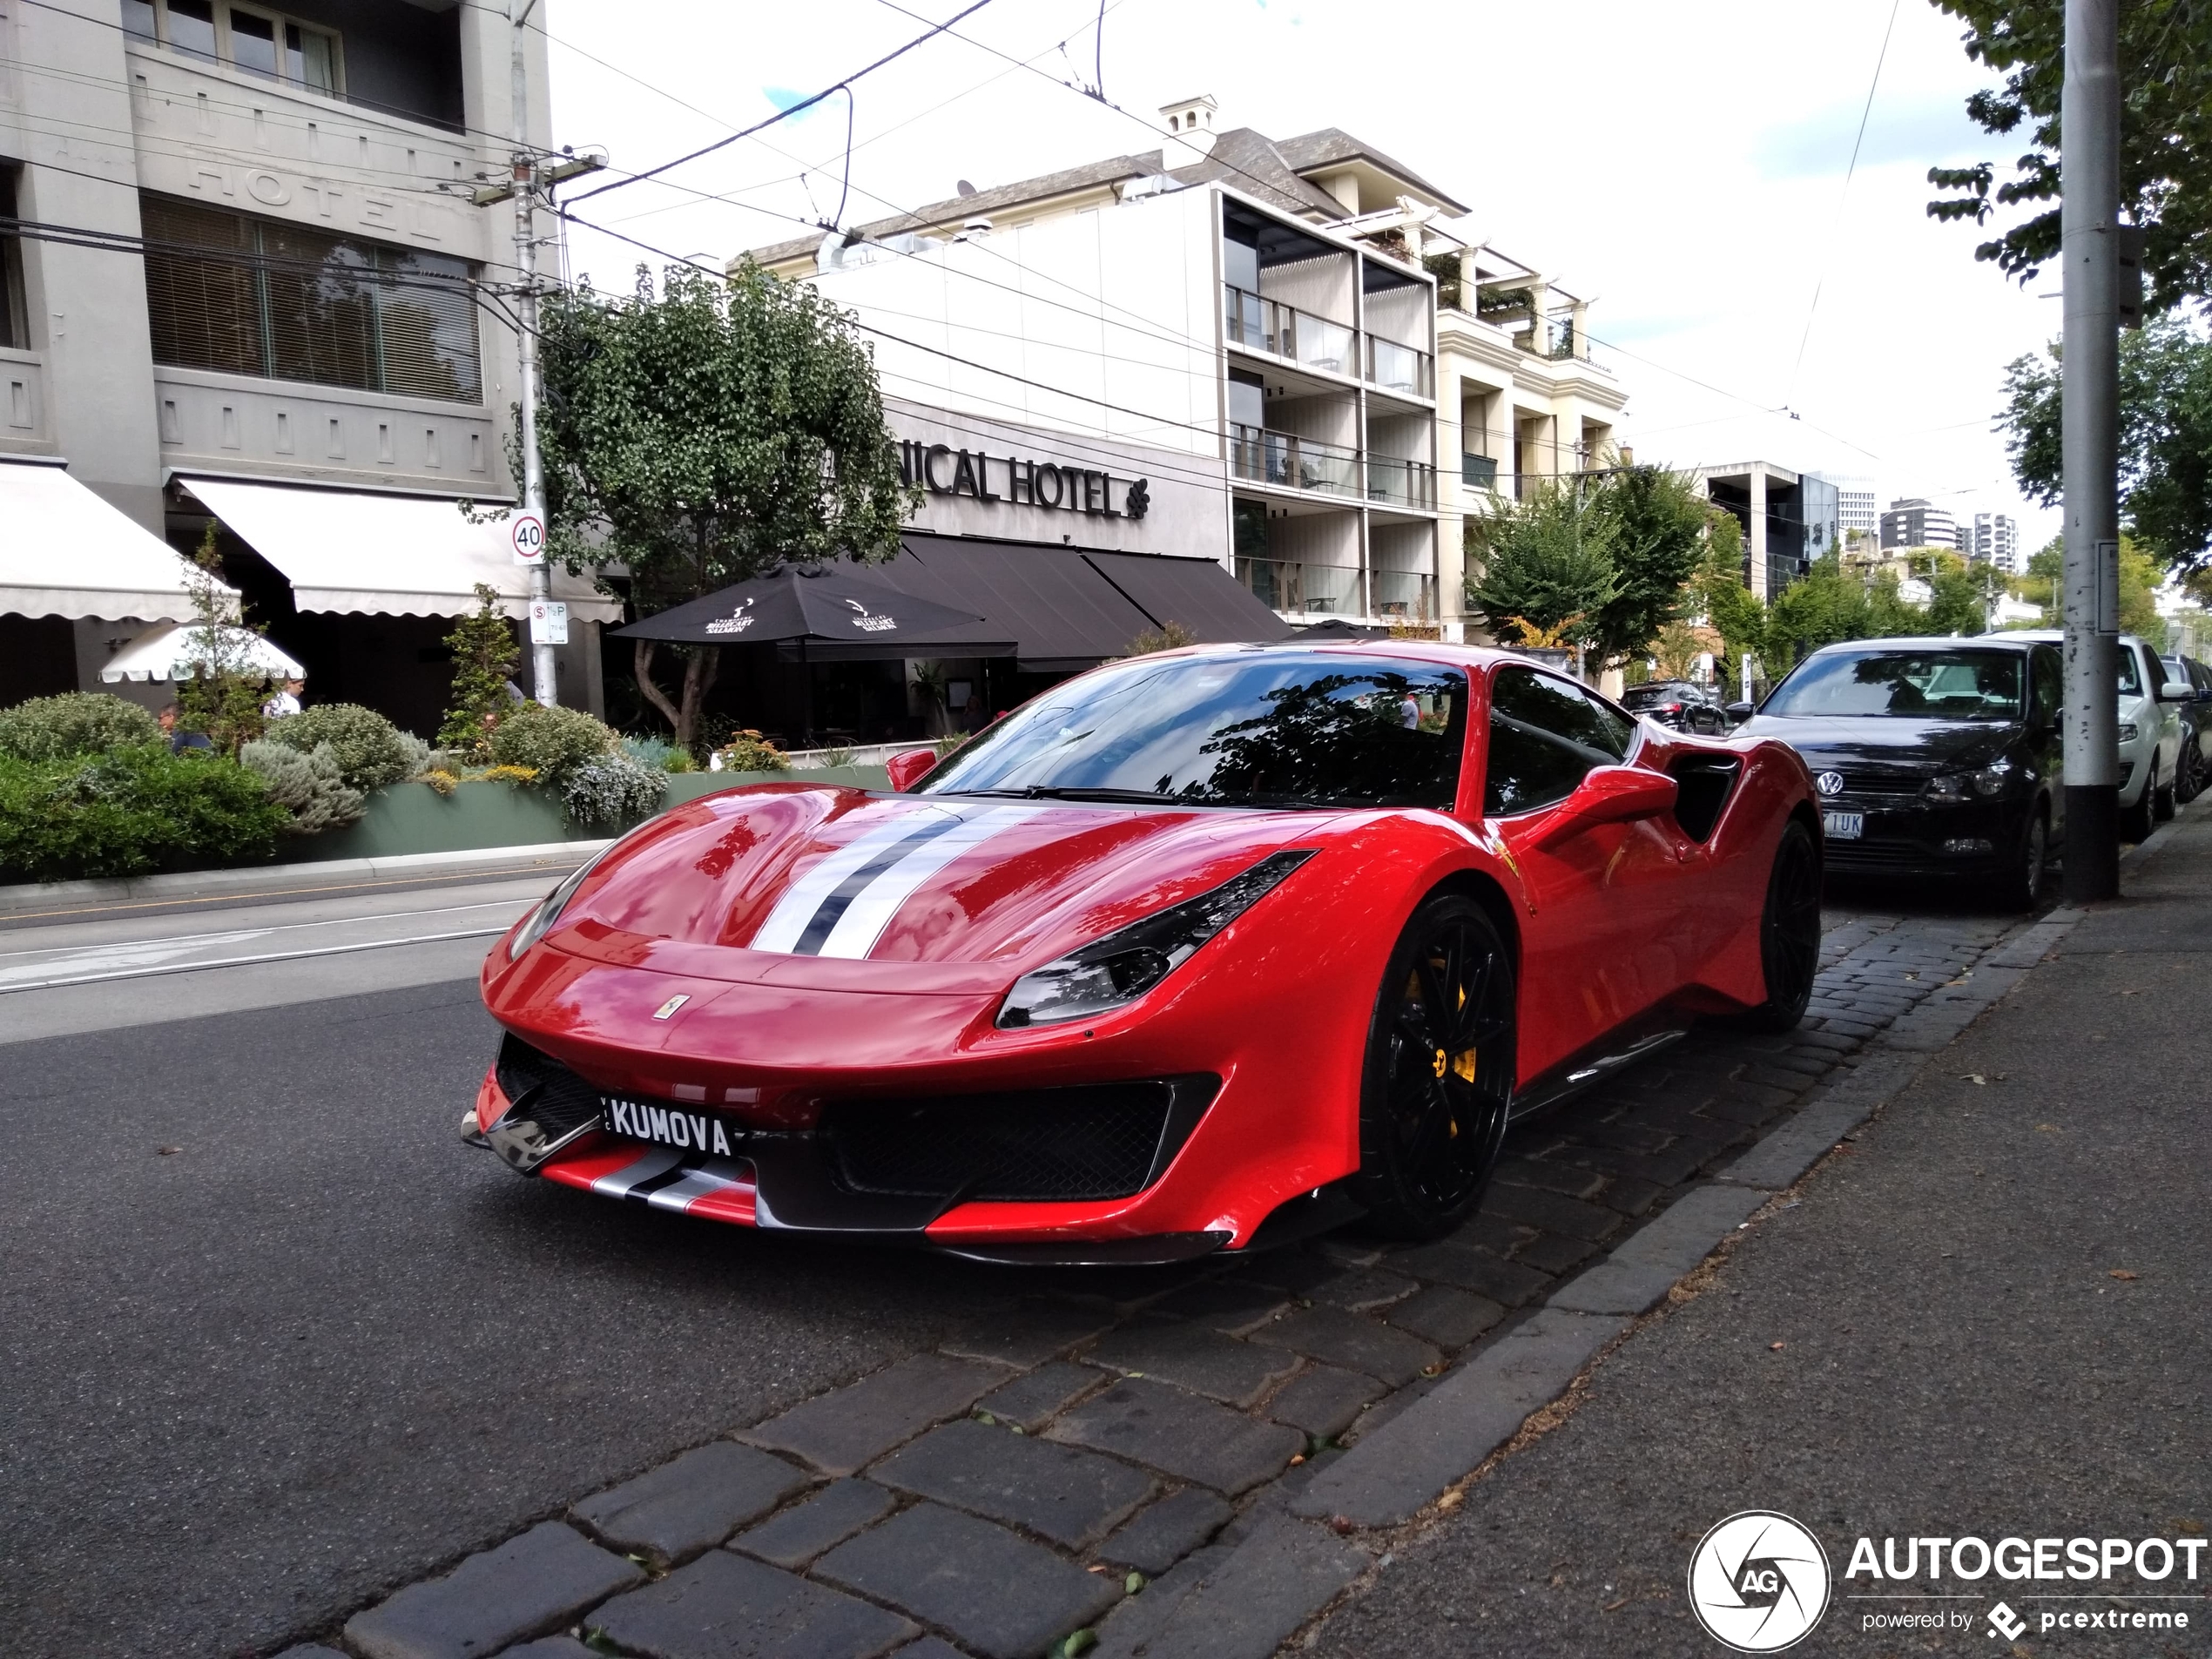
820, 1079, 1214, 1204
1824, 838, 1937, 869
494, 1033, 604, 1138
1666, 754, 1742, 843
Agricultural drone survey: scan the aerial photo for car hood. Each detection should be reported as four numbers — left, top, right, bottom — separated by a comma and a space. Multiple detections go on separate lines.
529, 782, 1362, 989
1737, 715, 2020, 774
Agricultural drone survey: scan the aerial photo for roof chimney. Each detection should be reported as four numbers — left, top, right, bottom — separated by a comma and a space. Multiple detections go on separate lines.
1159, 93, 1219, 158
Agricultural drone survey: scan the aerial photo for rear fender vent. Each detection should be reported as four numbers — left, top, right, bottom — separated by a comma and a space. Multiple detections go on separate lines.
1666, 754, 1743, 843
820, 1076, 1220, 1204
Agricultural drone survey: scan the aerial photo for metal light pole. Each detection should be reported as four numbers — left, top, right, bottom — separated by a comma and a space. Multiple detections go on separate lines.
509, 0, 556, 707
2061, 0, 2121, 899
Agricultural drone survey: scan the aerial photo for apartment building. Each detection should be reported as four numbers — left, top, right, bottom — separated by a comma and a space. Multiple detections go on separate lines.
744, 98, 1625, 639
0, 0, 610, 726
1880, 497, 1960, 553
1970, 510, 2020, 575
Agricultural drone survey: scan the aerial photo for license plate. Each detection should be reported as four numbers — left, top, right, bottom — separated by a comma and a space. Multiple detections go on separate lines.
604, 1096, 743, 1158
1823, 812, 1865, 841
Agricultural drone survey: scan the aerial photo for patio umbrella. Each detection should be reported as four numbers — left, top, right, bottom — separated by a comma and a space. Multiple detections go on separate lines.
614, 564, 1014, 744
99, 621, 307, 684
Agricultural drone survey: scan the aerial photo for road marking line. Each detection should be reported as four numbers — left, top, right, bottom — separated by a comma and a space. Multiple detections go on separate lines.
0, 927, 509, 994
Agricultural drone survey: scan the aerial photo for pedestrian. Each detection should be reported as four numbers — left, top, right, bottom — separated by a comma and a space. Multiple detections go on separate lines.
262, 677, 304, 720
157, 703, 212, 753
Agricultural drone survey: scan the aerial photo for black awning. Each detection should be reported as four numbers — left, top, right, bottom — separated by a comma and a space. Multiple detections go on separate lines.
1082, 551, 1295, 644
878, 533, 1161, 671
610, 564, 1012, 660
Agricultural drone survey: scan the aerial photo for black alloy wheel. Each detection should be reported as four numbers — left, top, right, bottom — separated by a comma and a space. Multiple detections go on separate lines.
2176, 736, 2204, 805
1743, 821, 1822, 1032
1353, 895, 1517, 1240
2001, 806, 2049, 912
2121, 759, 2157, 843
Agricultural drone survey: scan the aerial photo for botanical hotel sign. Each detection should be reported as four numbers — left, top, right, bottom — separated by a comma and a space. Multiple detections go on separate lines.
897, 442, 1150, 521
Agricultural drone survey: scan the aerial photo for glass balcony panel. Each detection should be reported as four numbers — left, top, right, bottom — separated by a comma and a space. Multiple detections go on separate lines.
1365, 335, 1433, 397
1372, 570, 1437, 622
1238, 557, 1359, 615
1296, 315, 1352, 376
1230, 427, 1359, 498
1461, 453, 1498, 489
1224, 284, 1357, 379
1367, 457, 1437, 510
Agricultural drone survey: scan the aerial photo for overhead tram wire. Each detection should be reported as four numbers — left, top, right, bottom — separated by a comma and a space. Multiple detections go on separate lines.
562, 0, 998, 209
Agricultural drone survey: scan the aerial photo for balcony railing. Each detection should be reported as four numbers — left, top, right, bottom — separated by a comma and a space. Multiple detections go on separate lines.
1367, 456, 1437, 511
1230, 425, 1359, 498
1460, 453, 1498, 489
1236, 556, 1362, 617
1372, 570, 1438, 623
1224, 285, 1357, 377
1364, 334, 1434, 399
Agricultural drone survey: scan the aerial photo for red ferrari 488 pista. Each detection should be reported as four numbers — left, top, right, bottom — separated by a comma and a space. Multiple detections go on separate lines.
470, 643, 1819, 1262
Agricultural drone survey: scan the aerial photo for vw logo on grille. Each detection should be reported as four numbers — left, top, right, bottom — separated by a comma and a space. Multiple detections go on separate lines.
1815, 771, 1845, 798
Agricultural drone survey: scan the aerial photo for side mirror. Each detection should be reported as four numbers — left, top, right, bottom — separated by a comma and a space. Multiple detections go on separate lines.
1724, 700, 1754, 723
2159, 680, 2195, 703
1532, 765, 1680, 851
885, 747, 939, 792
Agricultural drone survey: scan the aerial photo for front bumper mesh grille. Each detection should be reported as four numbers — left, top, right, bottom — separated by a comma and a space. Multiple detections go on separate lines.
494, 1033, 605, 1139
819, 1077, 1219, 1204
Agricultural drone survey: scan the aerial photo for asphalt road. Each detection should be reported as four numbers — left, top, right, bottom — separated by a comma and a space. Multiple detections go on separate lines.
0, 873, 2036, 1657
1307, 820, 2212, 1658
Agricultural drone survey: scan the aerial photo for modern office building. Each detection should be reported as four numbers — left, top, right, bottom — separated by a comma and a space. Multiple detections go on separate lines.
744, 98, 1626, 640
1812, 472, 1878, 548
1881, 497, 1961, 552
1970, 511, 2020, 574
1685, 462, 1837, 600
0, 0, 610, 725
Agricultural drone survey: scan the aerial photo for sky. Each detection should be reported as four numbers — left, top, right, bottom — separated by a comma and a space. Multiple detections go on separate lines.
536, 0, 2063, 550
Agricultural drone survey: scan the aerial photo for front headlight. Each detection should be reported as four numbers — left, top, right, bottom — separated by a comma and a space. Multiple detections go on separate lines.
2117, 722, 2140, 745
997, 850, 1314, 1028
507, 851, 605, 961
1925, 759, 2013, 801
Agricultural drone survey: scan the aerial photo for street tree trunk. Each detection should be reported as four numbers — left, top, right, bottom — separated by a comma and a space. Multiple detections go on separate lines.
634, 639, 721, 749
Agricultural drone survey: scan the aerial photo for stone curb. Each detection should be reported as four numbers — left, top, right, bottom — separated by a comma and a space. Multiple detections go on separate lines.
0, 840, 604, 918
1545, 1184, 1772, 1316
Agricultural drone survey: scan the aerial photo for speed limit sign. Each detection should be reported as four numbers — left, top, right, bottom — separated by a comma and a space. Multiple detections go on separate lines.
509, 512, 546, 565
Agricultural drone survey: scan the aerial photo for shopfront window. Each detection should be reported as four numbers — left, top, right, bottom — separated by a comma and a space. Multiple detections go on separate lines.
142, 194, 480, 402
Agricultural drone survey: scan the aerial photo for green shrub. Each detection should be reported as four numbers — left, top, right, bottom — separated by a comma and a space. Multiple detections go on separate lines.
621, 734, 697, 773
239, 738, 367, 835
0, 692, 163, 761
489, 702, 617, 786
713, 729, 788, 773
266, 703, 415, 792
562, 749, 666, 825
0, 745, 290, 881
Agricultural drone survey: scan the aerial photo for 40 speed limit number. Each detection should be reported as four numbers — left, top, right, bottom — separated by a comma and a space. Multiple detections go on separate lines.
509, 513, 546, 565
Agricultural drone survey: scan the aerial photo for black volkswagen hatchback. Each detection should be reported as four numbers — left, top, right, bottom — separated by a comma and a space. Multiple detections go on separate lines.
1737, 635, 2062, 907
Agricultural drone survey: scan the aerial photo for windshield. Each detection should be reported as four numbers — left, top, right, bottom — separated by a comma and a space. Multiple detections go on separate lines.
921, 651, 1467, 809
1764, 649, 2024, 720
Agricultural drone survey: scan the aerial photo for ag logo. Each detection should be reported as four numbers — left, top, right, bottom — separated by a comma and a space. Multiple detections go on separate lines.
1815, 771, 1845, 797
1687, 1511, 1831, 1652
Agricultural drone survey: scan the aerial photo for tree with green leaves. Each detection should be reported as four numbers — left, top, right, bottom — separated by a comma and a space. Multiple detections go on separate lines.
1466, 479, 1619, 649
1691, 513, 1768, 685
1996, 318, 2212, 575
1926, 0, 2212, 313
174, 522, 273, 756
439, 583, 521, 757
532, 262, 915, 746
1581, 465, 1713, 665
1764, 556, 1927, 673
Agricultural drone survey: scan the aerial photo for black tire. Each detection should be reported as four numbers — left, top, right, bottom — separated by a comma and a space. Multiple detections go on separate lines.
1743, 821, 1822, 1031
1996, 804, 2048, 912
1352, 895, 1516, 1240
2155, 768, 2177, 822
2121, 760, 2157, 842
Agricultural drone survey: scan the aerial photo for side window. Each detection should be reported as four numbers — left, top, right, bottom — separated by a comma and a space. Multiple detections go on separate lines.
1483, 668, 1628, 817
2030, 649, 2060, 725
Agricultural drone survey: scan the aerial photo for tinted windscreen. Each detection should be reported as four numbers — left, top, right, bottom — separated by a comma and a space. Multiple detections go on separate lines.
1764, 650, 2024, 719
921, 652, 1467, 809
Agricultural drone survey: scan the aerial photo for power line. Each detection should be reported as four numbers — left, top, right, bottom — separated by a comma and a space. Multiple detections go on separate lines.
563, 0, 998, 207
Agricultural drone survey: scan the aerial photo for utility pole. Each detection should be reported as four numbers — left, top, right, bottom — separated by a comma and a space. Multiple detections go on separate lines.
509, 0, 556, 707
2060, 0, 2121, 900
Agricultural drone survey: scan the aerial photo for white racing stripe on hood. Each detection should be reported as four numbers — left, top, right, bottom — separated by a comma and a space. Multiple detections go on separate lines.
813, 806, 1049, 960
748, 803, 972, 954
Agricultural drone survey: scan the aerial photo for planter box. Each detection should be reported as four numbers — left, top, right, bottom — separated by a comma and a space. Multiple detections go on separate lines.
293, 765, 893, 864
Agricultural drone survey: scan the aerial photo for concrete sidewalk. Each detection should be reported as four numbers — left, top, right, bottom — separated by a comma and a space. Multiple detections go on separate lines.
1305, 818, 2212, 1658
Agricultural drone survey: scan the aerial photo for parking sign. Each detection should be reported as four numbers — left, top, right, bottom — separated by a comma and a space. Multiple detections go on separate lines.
529, 600, 568, 644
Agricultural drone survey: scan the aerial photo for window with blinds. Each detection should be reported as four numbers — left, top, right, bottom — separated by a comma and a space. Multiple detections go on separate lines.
141, 194, 480, 402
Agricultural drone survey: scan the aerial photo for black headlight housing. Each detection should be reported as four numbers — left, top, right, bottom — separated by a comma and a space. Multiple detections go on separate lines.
996, 850, 1315, 1028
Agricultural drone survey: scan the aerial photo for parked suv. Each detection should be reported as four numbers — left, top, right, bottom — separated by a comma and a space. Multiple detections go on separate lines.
1738, 635, 2060, 906
2006, 631, 2185, 840
1622, 679, 1729, 734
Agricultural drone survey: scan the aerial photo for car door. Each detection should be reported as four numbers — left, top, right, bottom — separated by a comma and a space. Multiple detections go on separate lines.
2028, 645, 2064, 828
1480, 665, 1696, 1079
